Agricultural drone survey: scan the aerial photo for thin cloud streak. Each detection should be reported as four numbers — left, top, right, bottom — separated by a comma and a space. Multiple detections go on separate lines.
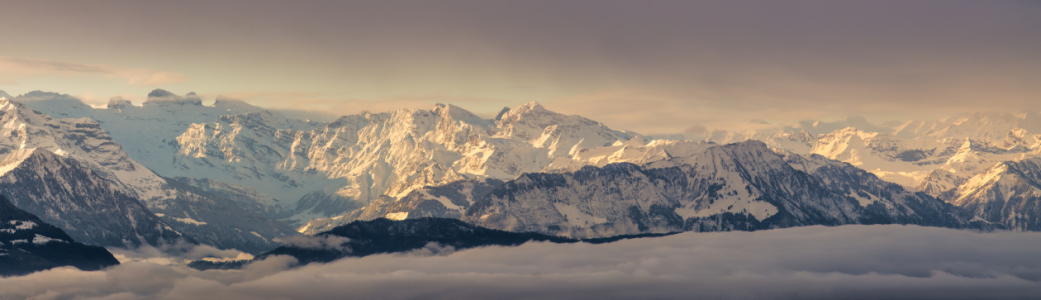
0, 56, 189, 86
2, 225, 1040, 299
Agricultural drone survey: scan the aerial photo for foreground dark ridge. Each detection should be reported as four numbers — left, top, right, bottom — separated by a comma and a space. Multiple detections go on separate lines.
190, 218, 675, 270
0, 195, 120, 277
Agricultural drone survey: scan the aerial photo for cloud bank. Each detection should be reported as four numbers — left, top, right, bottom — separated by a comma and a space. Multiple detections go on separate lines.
2, 225, 1040, 299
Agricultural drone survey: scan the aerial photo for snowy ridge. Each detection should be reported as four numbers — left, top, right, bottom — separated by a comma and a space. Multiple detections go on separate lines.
0, 97, 167, 201
893, 111, 1041, 140
172, 101, 678, 223
697, 113, 1041, 233
948, 158, 1041, 230
461, 141, 975, 238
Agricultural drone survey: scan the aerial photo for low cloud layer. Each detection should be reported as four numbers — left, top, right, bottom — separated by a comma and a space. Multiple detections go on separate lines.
2, 225, 1040, 299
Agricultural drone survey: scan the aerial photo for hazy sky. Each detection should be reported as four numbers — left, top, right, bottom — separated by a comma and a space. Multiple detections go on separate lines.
1, 0, 1039, 134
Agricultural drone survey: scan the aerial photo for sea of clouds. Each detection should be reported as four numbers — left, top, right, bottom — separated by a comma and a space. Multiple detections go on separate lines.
2, 224, 1041, 300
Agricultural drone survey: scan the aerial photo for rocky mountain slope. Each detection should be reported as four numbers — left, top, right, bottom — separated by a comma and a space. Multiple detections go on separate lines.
0, 195, 120, 277
299, 178, 506, 235
2, 95, 296, 252
0, 148, 186, 248
945, 157, 1041, 230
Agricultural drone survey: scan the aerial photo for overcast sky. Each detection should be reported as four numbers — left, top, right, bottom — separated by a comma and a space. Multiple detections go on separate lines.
1, 0, 1039, 134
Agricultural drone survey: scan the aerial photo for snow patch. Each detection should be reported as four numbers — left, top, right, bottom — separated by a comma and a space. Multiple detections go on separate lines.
553, 203, 607, 227
419, 190, 462, 211
849, 192, 875, 207
385, 212, 408, 220
10, 220, 36, 230
675, 198, 778, 221
32, 234, 64, 244
171, 217, 207, 225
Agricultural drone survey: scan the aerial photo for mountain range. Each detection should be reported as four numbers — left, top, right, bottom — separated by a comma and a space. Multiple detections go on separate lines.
0, 89, 1038, 262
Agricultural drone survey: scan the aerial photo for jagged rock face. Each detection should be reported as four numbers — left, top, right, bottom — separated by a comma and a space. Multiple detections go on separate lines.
950, 158, 1041, 231
458, 141, 977, 238
172, 102, 651, 221
0, 195, 120, 277
0, 148, 187, 248
299, 178, 506, 235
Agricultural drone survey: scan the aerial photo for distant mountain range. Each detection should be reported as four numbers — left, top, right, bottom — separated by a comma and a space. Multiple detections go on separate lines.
0, 89, 1038, 258
304, 141, 983, 237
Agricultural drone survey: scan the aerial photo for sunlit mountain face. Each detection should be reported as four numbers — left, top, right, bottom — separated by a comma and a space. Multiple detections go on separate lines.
1, 1, 1039, 299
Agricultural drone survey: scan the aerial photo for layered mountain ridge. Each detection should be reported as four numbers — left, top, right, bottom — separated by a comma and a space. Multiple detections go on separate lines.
307, 141, 981, 237
3, 89, 1038, 256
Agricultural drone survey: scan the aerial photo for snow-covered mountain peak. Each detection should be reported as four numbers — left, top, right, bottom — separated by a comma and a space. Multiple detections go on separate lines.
952, 158, 1041, 204
212, 97, 262, 111
507, 101, 547, 115
106, 97, 133, 109
796, 115, 893, 135
432, 103, 489, 127
496, 102, 560, 128
493, 106, 511, 121
895, 111, 1041, 141
143, 89, 203, 106
945, 157, 1041, 230
687, 140, 791, 182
